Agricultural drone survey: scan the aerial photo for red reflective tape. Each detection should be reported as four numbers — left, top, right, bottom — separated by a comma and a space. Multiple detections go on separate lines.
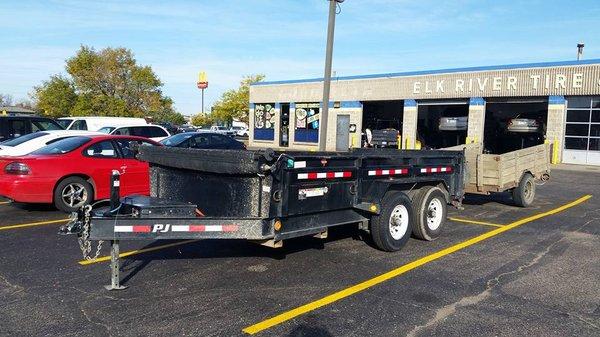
189, 225, 205, 232
222, 224, 239, 232
343, 171, 352, 178
307, 172, 318, 180
133, 225, 151, 233
326, 171, 335, 179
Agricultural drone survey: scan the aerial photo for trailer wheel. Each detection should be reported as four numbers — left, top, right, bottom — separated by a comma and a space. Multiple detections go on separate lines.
512, 173, 535, 207
370, 192, 413, 252
411, 186, 447, 241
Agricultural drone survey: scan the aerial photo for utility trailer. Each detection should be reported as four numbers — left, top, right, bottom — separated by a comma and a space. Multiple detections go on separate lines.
61, 147, 465, 289
442, 143, 551, 206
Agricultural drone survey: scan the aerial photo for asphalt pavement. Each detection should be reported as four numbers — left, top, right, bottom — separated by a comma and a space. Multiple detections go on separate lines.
0, 169, 598, 337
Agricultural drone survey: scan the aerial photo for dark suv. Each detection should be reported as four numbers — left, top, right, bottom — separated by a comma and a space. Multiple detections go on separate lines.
0, 115, 64, 142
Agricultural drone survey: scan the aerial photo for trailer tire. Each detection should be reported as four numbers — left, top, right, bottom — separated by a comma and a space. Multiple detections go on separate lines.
411, 186, 447, 241
370, 192, 413, 252
512, 173, 535, 207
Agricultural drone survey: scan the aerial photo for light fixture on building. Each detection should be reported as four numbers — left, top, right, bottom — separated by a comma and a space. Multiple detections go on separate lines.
577, 43, 585, 61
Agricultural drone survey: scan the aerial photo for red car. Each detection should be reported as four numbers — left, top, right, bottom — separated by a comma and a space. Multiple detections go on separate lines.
0, 135, 160, 212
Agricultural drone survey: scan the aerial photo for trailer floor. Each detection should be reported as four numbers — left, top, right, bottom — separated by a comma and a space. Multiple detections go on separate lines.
0, 170, 598, 337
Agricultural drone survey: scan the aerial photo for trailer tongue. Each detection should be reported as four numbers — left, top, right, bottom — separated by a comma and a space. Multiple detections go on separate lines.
61, 146, 465, 290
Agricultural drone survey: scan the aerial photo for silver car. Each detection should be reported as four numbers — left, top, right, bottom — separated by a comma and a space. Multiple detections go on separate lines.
439, 116, 468, 131
507, 114, 542, 133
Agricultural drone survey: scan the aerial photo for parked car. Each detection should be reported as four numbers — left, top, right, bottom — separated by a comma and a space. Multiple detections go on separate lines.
231, 126, 249, 137
210, 125, 237, 137
0, 115, 63, 142
0, 135, 160, 212
439, 116, 468, 131
0, 130, 101, 157
158, 122, 179, 135
160, 132, 246, 150
57, 117, 147, 131
99, 125, 170, 142
506, 112, 543, 133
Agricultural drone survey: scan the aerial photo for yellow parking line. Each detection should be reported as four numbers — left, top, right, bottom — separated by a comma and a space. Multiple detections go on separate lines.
0, 218, 70, 231
242, 194, 592, 335
78, 239, 200, 265
448, 217, 504, 228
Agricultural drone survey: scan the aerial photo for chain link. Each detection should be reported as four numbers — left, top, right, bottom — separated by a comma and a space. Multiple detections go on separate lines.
77, 204, 104, 260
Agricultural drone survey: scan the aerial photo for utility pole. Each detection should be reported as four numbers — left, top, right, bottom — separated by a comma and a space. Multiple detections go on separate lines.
318, 0, 343, 151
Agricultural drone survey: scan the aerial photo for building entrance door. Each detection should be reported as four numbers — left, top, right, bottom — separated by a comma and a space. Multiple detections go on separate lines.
336, 115, 350, 151
280, 104, 290, 147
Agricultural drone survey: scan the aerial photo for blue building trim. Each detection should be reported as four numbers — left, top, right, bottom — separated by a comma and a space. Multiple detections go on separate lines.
254, 129, 274, 141
275, 103, 281, 109
469, 97, 485, 106
249, 103, 255, 109
404, 99, 417, 107
251, 58, 600, 86
290, 102, 296, 109
340, 101, 362, 108
549, 95, 566, 104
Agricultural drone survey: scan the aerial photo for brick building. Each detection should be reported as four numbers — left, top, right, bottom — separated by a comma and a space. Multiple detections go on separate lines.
249, 59, 600, 165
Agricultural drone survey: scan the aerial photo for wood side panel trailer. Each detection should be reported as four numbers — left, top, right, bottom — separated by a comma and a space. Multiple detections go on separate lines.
442, 143, 551, 206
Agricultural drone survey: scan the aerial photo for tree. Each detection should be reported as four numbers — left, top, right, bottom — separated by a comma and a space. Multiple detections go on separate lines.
0, 93, 13, 106
211, 74, 265, 125
31, 45, 186, 124
190, 113, 214, 127
33, 75, 77, 117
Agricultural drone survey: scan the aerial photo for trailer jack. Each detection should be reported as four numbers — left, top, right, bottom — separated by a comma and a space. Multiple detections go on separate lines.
105, 240, 127, 291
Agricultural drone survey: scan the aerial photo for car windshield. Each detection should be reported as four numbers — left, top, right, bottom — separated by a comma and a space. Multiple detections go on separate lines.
30, 136, 91, 155
0, 132, 49, 147
32, 119, 63, 131
98, 126, 115, 134
56, 119, 73, 129
160, 133, 194, 146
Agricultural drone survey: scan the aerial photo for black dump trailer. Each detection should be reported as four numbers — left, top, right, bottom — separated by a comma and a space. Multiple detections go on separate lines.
61, 146, 465, 289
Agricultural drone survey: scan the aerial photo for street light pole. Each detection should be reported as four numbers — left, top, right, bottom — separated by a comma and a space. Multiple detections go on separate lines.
318, 0, 342, 151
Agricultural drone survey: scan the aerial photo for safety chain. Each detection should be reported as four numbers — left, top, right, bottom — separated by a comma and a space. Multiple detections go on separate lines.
77, 205, 104, 260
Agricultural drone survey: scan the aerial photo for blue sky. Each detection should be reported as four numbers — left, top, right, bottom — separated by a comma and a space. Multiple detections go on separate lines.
1, 0, 599, 116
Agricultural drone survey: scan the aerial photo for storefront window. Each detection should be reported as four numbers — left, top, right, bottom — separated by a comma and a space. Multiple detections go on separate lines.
254, 103, 276, 129
254, 103, 275, 141
294, 103, 320, 143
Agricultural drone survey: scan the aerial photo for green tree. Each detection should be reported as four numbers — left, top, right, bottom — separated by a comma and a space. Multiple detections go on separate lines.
33, 75, 77, 117
211, 74, 265, 125
190, 113, 214, 127
32, 45, 186, 123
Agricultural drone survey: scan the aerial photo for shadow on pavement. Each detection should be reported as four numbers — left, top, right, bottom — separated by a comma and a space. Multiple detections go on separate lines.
119, 224, 366, 285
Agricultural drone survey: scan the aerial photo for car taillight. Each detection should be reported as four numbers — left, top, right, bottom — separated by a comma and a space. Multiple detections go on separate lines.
4, 162, 30, 175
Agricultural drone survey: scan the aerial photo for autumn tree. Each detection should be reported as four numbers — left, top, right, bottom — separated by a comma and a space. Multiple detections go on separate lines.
210, 74, 265, 125
32, 46, 185, 124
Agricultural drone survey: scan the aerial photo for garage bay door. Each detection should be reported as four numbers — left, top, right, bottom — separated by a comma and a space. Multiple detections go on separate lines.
563, 96, 600, 165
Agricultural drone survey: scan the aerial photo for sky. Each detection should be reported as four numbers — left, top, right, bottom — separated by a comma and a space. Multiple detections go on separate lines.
1, 0, 599, 116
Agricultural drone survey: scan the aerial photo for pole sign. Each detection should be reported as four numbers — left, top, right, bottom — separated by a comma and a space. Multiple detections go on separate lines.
197, 71, 208, 89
